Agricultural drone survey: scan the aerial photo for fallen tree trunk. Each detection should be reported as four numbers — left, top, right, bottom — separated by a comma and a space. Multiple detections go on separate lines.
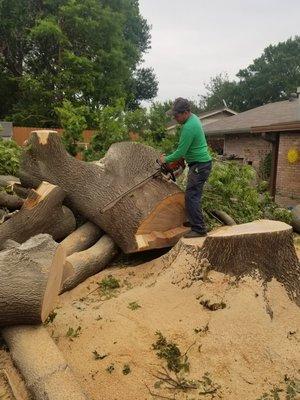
0, 234, 65, 326
61, 221, 103, 257
20, 130, 188, 253
0, 190, 24, 210
0, 181, 76, 249
172, 219, 300, 305
61, 235, 118, 293
1, 326, 88, 400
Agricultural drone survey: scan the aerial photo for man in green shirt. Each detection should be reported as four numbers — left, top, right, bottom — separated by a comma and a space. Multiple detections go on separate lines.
160, 98, 212, 238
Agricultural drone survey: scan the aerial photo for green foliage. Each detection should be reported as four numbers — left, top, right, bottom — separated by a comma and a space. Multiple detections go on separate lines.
0, 138, 22, 175
152, 331, 189, 373
259, 152, 272, 181
122, 364, 131, 375
66, 326, 82, 340
256, 376, 300, 400
55, 100, 87, 156
98, 275, 120, 291
0, 0, 157, 126
128, 301, 141, 311
201, 36, 300, 112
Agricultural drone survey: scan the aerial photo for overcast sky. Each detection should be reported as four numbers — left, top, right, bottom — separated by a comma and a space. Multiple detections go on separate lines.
139, 0, 300, 103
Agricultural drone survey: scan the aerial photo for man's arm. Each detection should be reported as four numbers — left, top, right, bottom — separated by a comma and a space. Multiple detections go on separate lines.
165, 126, 193, 163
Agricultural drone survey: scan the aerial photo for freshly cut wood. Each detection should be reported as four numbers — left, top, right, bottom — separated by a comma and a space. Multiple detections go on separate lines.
61, 221, 103, 257
61, 235, 118, 293
20, 130, 189, 253
0, 190, 24, 210
0, 181, 76, 249
1, 326, 88, 400
0, 234, 65, 326
176, 219, 300, 304
0, 175, 20, 188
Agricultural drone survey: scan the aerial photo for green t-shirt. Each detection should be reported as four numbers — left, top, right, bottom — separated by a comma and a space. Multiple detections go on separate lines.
165, 114, 212, 164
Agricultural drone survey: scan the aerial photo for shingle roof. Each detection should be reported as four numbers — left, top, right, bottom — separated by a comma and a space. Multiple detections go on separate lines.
204, 99, 300, 135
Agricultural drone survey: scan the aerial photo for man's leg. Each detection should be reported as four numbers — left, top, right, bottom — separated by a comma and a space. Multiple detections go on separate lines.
185, 162, 211, 234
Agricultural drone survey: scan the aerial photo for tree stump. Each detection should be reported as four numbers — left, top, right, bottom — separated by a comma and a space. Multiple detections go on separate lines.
20, 130, 188, 253
0, 234, 65, 326
170, 220, 300, 305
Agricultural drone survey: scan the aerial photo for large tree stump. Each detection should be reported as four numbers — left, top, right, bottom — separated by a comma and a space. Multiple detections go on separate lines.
20, 130, 188, 253
0, 181, 76, 249
171, 220, 300, 305
0, 234, 65, 326
61, 235, 118, 293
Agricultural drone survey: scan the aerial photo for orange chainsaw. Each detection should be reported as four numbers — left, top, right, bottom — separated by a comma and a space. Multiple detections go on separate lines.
100, 158, 186, 213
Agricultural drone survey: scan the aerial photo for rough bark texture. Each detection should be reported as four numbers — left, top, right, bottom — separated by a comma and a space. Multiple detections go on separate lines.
61, 235, 118, 293
60, 221, 103, 257
292, 205, 300, 233
0, 234, 65, 326
0, 181, 76, 249
0, 175, 20, 188
12, 183, 31, 199
1, 326, 89, 400
0, 190, 24, 210
20, 131, 187, 253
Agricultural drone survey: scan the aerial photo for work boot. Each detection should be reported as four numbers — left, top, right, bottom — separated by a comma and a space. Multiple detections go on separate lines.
183, 230, 207, 238
183, 221, 191, 227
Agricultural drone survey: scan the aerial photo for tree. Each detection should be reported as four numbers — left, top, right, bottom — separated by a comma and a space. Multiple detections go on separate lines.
0, 0, 157, 126
200, 36, 300, 112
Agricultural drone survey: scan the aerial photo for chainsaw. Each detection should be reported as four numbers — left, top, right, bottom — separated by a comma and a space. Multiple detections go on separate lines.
100, 158, 186, 213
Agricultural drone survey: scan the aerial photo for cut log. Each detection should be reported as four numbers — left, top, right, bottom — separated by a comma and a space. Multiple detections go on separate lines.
61, 235, 118, 293
0, 190, 24, 210
1, 326, 88, 400
212, 210, 236, 226
12, 182, 31, 199
0, 181, 76, 249
0, 234, 65, 326
174, 219, 300, 304
20, 130, 189, 253
60, 221, 103, 257
0, 175, 20, 188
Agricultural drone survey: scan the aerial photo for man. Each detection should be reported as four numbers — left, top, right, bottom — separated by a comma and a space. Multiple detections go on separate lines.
160, 98, 212, 238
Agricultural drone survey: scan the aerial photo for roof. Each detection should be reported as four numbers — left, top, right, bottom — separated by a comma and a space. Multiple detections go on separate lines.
0, 121, 13, 138
204, 99, 300, 136
166, 106, 238, 130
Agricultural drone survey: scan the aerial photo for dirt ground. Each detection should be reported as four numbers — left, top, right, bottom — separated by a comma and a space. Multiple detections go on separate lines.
43, 236, 300, 400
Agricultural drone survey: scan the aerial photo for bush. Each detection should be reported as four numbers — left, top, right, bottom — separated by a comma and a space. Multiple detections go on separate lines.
0, 138, 22, 176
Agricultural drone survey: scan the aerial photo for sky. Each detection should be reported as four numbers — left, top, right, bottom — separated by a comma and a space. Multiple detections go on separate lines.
139, 0, 300, 103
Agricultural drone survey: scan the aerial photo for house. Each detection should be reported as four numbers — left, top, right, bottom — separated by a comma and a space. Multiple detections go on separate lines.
204, 91, 300, 204
0, 121, 13, 140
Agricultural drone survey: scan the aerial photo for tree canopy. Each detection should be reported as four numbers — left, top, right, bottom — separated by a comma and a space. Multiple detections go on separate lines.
200, 36, 300, 112
0, 0, 158, 126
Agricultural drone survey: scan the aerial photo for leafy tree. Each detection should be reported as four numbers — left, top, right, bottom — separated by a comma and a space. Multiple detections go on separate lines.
0, 0, 157, 126
55, 100, 87, 156
201, 36, 300, 112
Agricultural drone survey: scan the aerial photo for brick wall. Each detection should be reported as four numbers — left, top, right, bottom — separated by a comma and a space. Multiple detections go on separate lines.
224, 133, 272, 171
276, 132, 300, 200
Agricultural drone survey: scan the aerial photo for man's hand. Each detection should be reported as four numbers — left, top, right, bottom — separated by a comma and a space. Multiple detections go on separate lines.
159, 153, 166, 164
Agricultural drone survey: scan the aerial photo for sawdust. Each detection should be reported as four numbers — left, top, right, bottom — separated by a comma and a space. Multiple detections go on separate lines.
44, 238, 300, 400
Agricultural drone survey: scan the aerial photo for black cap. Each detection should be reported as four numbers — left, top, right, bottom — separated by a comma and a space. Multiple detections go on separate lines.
167, 98, 191, 116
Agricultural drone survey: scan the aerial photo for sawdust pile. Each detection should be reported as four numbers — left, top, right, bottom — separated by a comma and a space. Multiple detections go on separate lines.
43, 237, 300, 400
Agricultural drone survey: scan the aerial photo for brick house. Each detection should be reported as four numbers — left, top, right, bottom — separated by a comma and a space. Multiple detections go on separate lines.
204, 95, 300, 203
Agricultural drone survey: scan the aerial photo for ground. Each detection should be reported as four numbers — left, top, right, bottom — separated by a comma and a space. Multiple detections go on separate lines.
1, 236, 300, 400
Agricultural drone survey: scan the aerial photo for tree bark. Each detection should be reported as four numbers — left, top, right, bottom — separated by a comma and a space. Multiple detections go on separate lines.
20, 130, 188, 253
0, 234, 65, 326
171, 219, 300, 305
60, 221, 103, 257
61, 235, 118, 293
1, 326, 88, 400
0, 181, 76, 249
0, 190, 24, 210
0, 175, 20, 188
